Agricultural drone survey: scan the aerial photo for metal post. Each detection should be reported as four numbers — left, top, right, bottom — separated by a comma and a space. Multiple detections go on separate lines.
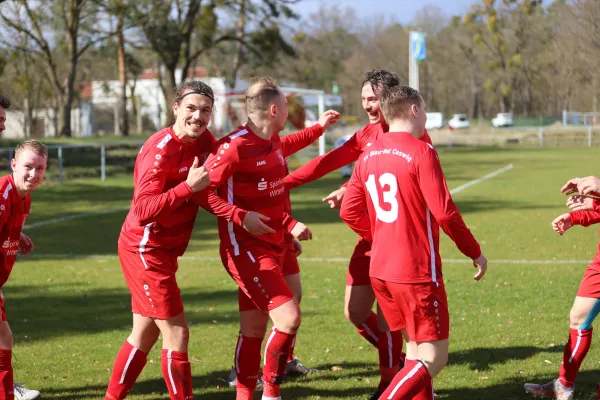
58, 146, 63, 184
101, 144, 106, 181
588, 125, 593, 148
317, 92, 325, 156
538, 127, 544, 148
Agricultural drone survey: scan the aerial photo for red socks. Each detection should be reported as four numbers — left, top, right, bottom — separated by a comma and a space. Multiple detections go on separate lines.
287, 335, 296, 363
105, 341, 148, 400
558, 328, 593, 387
357, 312, 380, 348
0, 349, 13, 400
161, 349, 193, 400
235, 334, 263, 400
376, 330, 403, 392
262, 328, 296, 398
380, 359, 432, 399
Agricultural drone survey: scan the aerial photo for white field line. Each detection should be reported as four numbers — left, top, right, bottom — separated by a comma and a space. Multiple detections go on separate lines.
23, 206, 130, 230
23, 253, 591, 265
449, 164, 514, 195
24, 163, 515, 231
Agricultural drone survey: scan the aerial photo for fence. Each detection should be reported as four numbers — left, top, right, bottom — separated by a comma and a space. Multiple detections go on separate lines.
0, 141, 144, 184
427, 125, 598, 148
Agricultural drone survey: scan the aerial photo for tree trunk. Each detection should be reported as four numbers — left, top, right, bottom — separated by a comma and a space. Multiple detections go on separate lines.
163, 67, 177, 126
117, 10, 129, 136
229, 0, 246, 90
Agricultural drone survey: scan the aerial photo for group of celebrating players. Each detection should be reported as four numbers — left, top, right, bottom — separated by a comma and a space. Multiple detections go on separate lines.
0, 66, 600, 400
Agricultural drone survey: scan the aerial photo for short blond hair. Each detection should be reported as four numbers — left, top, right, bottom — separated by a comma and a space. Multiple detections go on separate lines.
380, 85, 422, 122
15, 140, 48, 159
245, 76, 281, 114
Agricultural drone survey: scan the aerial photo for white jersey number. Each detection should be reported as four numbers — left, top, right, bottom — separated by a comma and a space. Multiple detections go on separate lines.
365, 173, 398, 223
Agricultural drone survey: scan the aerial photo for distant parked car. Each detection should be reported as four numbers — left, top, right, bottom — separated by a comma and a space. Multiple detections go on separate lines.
448, 114, 470, 129
425, 112, 444, 130
492, 113, 514, 127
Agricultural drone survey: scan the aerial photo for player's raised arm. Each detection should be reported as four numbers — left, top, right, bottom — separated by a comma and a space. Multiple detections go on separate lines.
279, 110, 340, 157
284, 131, 363, 190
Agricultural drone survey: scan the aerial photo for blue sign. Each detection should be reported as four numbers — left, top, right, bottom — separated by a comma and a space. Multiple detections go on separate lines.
410, 31, 427, 61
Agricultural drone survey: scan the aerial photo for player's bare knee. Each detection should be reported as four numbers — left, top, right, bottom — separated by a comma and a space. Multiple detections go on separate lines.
345, 306, 370, 326
569, 309, 587, 329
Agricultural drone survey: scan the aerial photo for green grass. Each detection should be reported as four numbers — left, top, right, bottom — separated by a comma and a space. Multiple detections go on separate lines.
6, 146, 600, 399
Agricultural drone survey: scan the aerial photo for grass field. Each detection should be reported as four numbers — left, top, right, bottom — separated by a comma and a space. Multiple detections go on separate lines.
6, 146, 600, 399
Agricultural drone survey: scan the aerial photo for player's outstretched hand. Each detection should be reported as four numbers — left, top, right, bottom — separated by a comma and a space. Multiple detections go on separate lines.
186, 157, 210, 192
318, 110, 341, 130
291, 222, 312, 241
243, 212, 276, 236
322, 186, 347, 209
566, 195, 594, 211
19, 232, 34, 255
576, 176, 600, 196
561, 177, 583, 195
552, 213, 573, 235
472, 254, 487, 281
292, 238, 303, 257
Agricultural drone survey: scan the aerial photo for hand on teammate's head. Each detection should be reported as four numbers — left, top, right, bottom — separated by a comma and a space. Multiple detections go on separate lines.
561, 178, 582, 195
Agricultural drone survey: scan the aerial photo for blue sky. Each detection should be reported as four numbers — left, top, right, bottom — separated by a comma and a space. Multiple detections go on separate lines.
294, 0, 477, 23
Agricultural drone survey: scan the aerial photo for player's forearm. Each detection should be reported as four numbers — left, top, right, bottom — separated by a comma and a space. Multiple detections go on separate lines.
282, 213, 298, 232
438, 213, 482, 259
570, 210, 600, 227
281, 124, 324, 158
133, 182, 193, 225
339, 207, 372, 242
194, 190, 247, 226
284, 145, 359, 189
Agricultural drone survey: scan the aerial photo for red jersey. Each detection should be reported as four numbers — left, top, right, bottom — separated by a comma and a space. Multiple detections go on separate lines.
571, 202, 600, 265
284, 122, 432, 189
0, 175, 31, 288
119, 126, 245, 257
196, 124, 323, 255
340, 131, 481, 284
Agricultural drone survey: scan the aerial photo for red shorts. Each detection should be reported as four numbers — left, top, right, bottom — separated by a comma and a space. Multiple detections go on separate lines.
577, 262, 600, 298
346, 238, 372, 286
220, 245, 294, 312
371, 277, 450, 342
282, 241, 300, 276
118, 245, 183, 319
0, 291, 6, 321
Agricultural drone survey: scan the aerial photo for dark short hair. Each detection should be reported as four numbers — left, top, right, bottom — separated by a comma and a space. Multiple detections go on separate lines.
380, 85, 422, 122
0, 95, 10, 110
361, 68, 401, 95
172, 80, 214, 107
245, 76, 282, 114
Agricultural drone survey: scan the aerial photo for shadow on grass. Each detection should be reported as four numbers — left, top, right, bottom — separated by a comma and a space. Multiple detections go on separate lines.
6, 286, 240, 343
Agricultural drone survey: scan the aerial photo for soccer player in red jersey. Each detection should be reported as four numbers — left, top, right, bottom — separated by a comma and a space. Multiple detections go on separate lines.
196, 77, 321, 400
0, 138, 47, 400
524, 177, 600, 400
284, 69, 431, 397
340, 85, 487, 399
0, 96, 43, 400
105, 80, 268, 400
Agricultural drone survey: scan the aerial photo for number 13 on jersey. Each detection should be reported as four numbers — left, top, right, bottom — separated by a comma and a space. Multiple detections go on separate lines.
365, 173, 399, 223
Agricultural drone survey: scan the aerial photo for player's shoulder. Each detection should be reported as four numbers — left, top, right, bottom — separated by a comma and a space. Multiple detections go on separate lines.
141, 127, 177, 157
356, 122, 382, 140
0, 175, 14, 206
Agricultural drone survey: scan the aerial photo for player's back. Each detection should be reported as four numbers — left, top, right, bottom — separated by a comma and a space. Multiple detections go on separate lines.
120, 127, 215, 256
357, 131, 442, 284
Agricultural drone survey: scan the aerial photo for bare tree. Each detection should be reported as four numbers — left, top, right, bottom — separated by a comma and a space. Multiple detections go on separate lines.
0, 0, 108, 136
